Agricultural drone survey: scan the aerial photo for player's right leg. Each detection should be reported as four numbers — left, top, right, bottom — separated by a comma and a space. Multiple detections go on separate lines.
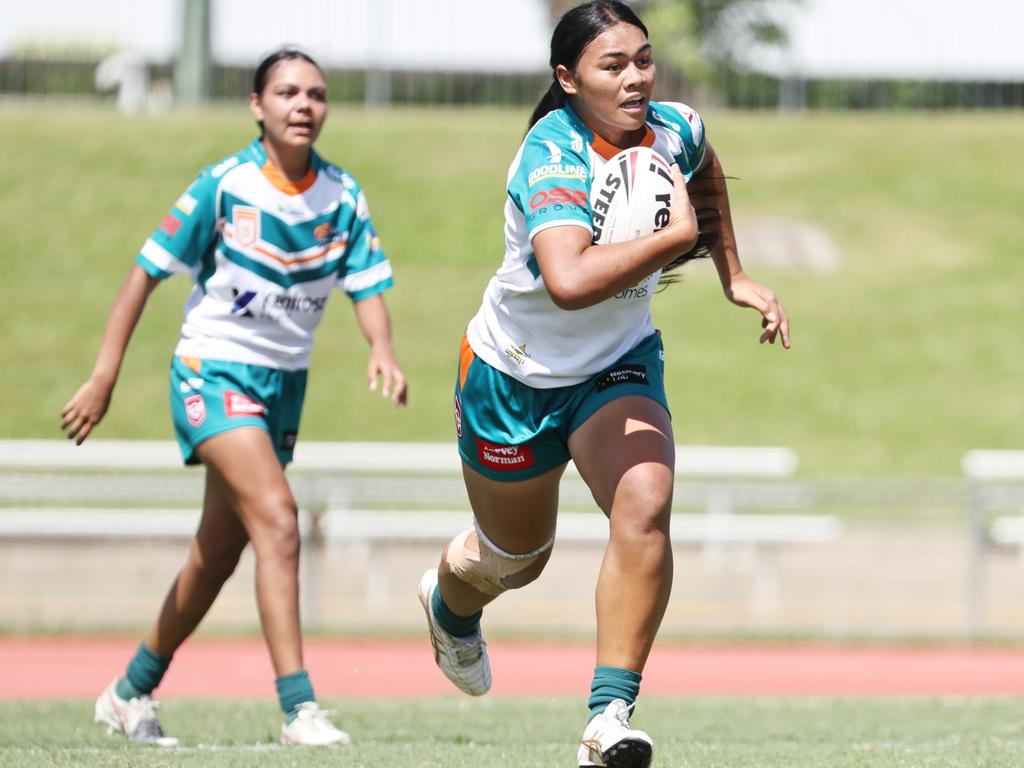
95, 469, 249, 746
420, 463, 562, 695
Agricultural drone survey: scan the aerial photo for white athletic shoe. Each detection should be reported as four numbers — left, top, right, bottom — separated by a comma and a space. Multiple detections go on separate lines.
280, 702, 352, 746
577, 699, 653, 768
94, 679, 179, 747
417, 568, 491, 696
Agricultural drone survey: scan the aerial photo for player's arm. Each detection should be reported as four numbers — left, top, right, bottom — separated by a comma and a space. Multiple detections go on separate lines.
61, 265, 161, 444
353, 293, 407, 406
690, 142, 790, 348
533, 165, 697, 310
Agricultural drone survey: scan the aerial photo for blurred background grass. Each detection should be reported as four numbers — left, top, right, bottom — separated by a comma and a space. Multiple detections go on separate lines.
2, 105, 1021, 477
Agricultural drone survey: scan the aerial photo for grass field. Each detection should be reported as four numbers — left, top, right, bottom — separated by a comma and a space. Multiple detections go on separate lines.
2, 105, 1021, 477
2, 696, 1022, 767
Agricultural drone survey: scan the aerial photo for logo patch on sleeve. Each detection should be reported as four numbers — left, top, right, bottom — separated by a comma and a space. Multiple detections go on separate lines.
476, 440, 535, 471
159, 214, 182, 237
595, 364, 649, 391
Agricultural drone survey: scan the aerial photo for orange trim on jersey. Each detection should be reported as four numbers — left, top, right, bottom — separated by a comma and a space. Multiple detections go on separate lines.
458, 334, 476, 390
179, 356, 202, 373
260, 158, 317, 195
590, 125, 655, 161
224, 224, 347, 266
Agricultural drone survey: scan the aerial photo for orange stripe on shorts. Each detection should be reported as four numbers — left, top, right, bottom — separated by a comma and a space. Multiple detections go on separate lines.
458, 335, 476, 390
180, 356, 202, 374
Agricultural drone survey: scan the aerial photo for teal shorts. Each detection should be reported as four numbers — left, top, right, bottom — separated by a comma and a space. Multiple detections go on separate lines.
454, 333, 670, 482
169, 356, 308, 466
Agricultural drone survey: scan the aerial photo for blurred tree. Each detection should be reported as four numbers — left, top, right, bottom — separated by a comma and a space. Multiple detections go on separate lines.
639, 0, 793, 102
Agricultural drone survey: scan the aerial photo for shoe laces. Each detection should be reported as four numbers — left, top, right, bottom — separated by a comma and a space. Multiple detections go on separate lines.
605, 699, 636, 728
448, 633, 485, 667
295, 703, 339, 733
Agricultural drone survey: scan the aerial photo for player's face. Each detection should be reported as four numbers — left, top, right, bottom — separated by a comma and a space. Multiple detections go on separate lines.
558, 22, 655, 147
250, 58, 328, 150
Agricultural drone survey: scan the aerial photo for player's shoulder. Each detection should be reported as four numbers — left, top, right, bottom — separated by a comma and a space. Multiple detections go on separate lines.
312, 151, 363, 194
647, 100, 705, 146
522, 107, 589, 159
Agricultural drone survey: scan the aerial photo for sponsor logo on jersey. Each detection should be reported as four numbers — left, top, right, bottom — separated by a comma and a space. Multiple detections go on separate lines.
503, 343, 531, 366
175, 193, 198, 216
233, 206, 260, 247
184, 394, 206, 427
476, 439, 535, 471
159, 214, 182, 238
570, 130, 584, 153
614, 278, 651, 301
280, 431, 297, 451
231, 289, 257, 316
528, 163, 587, 187
595, 364, 648, 391
224, 390, 266, 418
261, 292, 328, 313
313, 222, 341, 245
453, 392, 463, 438
543, 140, 562, 164
529, 187, 588, 210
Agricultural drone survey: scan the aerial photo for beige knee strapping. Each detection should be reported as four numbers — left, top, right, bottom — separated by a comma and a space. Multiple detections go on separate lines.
444, 524, 554, 597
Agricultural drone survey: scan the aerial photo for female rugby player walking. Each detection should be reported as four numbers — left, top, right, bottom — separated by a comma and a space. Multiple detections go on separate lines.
417, 3, 789, 766
61, 48, 407, 747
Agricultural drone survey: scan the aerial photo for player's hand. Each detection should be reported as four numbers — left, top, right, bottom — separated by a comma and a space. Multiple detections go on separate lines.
367, 347, 408, 406
666, 164, 698, 252
724, 275, 791, 349
60, 376, 115, 444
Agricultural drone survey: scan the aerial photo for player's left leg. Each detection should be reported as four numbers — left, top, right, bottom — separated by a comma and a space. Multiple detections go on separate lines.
568, 395, 674, 768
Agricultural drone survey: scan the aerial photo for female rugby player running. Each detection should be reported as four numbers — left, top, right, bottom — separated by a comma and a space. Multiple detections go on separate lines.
62, 47, 407, 748
416, 3, 789, 767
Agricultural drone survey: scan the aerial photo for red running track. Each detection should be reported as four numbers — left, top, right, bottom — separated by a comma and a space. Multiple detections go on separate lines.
6, 637, 1024, 699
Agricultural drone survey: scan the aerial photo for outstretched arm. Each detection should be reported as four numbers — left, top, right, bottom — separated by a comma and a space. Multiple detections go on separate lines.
353, 293, 407, 406
690, 143, 791, 348
61, 265, 161, 444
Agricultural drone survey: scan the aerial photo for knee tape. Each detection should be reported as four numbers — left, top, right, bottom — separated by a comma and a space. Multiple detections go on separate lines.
444, 523, 554, 597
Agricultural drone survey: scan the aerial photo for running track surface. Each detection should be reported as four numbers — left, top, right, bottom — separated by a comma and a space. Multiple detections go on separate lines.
6, 638, 1024, 699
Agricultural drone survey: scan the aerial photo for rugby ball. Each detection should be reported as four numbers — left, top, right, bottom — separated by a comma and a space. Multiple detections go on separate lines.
590, 146, 674, 245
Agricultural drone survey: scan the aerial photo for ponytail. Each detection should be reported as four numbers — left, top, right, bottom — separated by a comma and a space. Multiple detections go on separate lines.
527, 79, 568, 129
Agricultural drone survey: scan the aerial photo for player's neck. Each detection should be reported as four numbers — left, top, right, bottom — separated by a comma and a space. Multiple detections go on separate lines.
261, 139, 312, 182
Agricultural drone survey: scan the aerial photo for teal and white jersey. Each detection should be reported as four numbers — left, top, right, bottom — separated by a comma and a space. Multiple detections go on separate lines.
136, 139, 393, 371
466, 100, 705, 388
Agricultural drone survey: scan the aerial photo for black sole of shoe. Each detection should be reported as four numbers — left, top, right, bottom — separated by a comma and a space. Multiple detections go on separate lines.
597, 737, 653, 768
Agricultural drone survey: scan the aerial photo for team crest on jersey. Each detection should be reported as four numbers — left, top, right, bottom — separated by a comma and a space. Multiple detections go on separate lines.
233, 206, 260, 247
314, 222, 341, 245
184, 394, 206, 427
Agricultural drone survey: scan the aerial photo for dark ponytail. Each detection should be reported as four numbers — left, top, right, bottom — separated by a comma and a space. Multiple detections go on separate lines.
528, 1, 648, 130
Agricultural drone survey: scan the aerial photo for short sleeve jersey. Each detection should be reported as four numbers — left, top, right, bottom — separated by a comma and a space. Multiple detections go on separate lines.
465, 100, 706, 388
136, 139, 393, 371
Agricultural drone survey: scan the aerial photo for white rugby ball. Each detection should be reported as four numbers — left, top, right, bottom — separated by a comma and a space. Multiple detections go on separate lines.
590, 146, 674, 245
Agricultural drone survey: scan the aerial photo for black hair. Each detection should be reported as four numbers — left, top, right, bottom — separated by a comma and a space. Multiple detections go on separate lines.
251, 47, 324, 137
527, 1, 648, 129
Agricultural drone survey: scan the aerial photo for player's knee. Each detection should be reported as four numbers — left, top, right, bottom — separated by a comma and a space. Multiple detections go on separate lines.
250, 501, 301, 565
194, 548, 243, 584
444, 526, 554, 597
611, 465, 673, 537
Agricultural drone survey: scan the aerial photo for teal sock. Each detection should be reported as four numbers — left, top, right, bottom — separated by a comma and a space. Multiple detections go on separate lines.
588, 666, 642, 721
116, 642, 171, 700
276, 669, 316, 722
431, 586, 482, 638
